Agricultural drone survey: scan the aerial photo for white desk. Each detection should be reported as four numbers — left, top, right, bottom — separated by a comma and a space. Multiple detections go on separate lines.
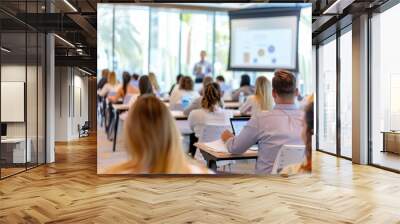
1, 138, 31, 163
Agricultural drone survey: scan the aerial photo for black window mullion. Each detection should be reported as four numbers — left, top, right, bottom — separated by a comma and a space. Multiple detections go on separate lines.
336, 28, 341, 157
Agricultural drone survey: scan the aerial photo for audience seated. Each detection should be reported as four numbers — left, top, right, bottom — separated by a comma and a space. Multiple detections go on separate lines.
148, 72, 161, 96
130, 73, 140, 88
97, 69, 109, 90
107, 95, 212, 174
119, 75, 154, 121
97, 71, 120, 97
169, 76, 200, 110
231, 74, 255, 101
216, 75, 230, 98
169, 74, 183, 96
239, 76, 273, 116
221, 70, 304, 174
183, 76, 213, 116
188, 82, 233, 139
127, 75, 154, 107
198, 76, 213, 96
108, 71, 140, 103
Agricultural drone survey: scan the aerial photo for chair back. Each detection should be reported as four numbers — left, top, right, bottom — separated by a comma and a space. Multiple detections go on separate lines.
271, 145, 305, 175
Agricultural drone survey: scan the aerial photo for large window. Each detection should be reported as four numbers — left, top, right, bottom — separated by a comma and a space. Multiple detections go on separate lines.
371, 3, 400, 171
97, 4, 313, 96
317, 37, 337, 154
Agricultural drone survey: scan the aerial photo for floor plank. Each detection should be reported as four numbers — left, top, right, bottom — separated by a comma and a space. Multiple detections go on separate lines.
1, 134, 400, 223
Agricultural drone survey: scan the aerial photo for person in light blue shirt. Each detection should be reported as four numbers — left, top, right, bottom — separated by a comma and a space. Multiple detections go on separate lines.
130, 73, 140, 88
193, 50, 212, 83
221, 70, 304, 174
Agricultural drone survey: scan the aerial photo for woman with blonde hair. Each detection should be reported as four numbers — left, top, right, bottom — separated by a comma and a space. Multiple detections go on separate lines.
148, 72, 160, 95
97, 71, 120, 97
107, 95, 212, 174
108, 71, 139, 103
239, 76, 273, 116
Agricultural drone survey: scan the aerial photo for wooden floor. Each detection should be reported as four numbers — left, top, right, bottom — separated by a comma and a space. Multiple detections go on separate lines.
1, 135, 400, 223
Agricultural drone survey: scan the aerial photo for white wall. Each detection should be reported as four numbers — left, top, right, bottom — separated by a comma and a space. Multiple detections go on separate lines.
54, 67, 89, 141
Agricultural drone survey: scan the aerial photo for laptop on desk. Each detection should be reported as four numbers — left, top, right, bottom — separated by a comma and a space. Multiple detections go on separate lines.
230, 117, 258, 150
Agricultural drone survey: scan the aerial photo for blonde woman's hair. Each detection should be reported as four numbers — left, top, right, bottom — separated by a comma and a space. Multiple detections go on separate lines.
108, 71, 117, 86
254, 76, 273, 111
148, 72, 160, 91
123, 95, 192, 174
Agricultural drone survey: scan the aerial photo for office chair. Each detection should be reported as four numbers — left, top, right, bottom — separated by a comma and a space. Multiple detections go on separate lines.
271, 145, 305, 175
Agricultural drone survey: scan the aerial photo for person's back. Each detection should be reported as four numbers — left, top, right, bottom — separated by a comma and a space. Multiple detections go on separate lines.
232, 106, 303, 173
222, 70, 304, 174
106, 95, 212, 174
239, 76, 273, 116
189, 107, 233, 138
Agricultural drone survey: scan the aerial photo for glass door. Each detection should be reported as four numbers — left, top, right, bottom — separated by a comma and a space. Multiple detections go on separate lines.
317, 36, 337, 155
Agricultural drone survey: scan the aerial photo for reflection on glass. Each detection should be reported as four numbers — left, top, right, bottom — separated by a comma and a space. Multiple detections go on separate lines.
340, 30, 352, 158
318, 38, 337, 154
371, 4, 400, 171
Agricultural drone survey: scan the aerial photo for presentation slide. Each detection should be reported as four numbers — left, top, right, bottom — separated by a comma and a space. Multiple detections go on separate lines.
229, 15, 298, 71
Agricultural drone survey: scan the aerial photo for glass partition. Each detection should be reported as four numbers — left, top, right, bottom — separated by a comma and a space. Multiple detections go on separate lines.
149, 8, 180, 93
0, 2, 46, 179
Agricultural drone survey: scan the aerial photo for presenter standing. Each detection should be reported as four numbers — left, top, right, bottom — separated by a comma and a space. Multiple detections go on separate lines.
193, 50, 212, 83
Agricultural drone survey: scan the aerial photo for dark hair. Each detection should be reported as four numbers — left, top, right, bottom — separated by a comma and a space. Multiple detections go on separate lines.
272, 70, 297, 98
216, 75, 225, 82
122, 71, 131, 96
138, 75, 154, 95
240, 74, 251, 87
201, 82, 222, 112
132, 73, 140, 81
176, 74, 183, 83
179, 76, 194, 91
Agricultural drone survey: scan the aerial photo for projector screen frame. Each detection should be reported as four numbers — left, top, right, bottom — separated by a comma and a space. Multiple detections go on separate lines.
228, 7, 301, 72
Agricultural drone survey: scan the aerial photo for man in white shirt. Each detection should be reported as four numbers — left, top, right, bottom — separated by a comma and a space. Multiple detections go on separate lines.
193, 50, 212, 83
221, 70, 304, 174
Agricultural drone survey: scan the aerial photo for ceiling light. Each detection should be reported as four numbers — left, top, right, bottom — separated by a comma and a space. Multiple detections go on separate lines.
323, 0, 354, 15
78, 68, 93, 76
63, 0, 78, 12
1, 47, 11, 53
54, 34, 75, 48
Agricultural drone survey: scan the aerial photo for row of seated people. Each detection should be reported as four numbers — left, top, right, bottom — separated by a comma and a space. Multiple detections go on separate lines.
98, 69, 313, 175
